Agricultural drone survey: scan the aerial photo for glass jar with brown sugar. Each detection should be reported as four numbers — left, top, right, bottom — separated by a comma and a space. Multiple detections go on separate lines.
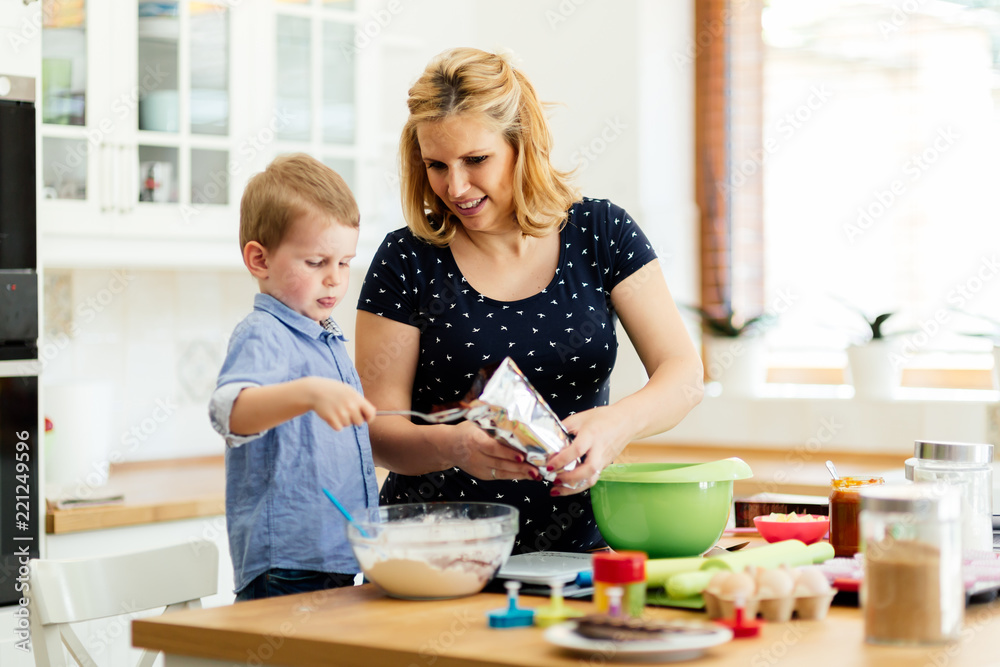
861, 483, 963, 645
829, 476, 884, 558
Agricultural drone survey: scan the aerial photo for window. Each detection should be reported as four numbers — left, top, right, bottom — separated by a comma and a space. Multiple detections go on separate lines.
698, 0, 1000, 387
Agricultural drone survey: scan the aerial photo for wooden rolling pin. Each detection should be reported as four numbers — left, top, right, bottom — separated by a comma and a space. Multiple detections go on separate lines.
644, 540, 835, 599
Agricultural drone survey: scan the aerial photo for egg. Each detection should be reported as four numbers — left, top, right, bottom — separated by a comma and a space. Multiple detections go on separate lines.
719, 571, 756, 599
794, 567, 832, 596
755, 567, 794, 599
705, 570, 730, 596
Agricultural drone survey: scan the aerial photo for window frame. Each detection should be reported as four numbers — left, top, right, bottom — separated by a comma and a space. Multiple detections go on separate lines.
693, 0, 997, 392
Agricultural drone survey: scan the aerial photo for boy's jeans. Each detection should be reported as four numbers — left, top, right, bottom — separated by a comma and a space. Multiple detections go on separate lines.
236, 568, 356, 601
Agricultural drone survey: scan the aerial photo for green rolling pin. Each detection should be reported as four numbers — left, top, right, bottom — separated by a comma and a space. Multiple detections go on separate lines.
662, 540, 835, 600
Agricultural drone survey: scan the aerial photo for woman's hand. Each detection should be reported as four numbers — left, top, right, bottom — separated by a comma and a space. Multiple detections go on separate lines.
445, 421, 539, 482
546, 406, 630, 496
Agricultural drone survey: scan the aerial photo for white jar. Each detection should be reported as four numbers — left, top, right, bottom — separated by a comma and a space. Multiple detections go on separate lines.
909, 440, 993, 552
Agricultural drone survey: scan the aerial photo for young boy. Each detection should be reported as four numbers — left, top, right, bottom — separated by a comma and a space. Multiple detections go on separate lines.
209, 153, 378, 601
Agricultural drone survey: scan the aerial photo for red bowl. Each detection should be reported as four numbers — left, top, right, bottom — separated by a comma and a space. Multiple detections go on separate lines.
752, 515, 830, 545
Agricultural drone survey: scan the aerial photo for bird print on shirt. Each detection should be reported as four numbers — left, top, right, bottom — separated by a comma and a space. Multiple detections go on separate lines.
359, 198, 656, 552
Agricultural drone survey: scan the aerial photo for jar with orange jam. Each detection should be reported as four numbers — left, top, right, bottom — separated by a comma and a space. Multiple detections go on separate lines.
830, 476, 884, 557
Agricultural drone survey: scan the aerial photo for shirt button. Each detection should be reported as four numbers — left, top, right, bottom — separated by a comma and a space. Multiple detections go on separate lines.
366, 466, 374, 474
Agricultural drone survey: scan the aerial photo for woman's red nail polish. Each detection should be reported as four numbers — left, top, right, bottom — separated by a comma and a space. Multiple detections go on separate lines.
553, 478, 563, 486
528, 470, 540, 481
517, 456, 524, 463
550, 489, 561, 497
546, 465, 555, 472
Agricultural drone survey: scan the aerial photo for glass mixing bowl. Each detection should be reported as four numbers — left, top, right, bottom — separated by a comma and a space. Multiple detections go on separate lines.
348, 502, 518, 600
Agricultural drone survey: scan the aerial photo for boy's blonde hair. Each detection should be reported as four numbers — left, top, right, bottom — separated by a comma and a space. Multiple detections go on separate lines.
240, 153, 359, 251
400, 48, 579, 247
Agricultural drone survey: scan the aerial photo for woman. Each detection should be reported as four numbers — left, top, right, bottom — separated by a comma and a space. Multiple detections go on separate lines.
355, 47, 703, 553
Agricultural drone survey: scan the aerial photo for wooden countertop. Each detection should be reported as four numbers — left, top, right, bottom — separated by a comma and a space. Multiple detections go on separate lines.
45, 443, 904, 535
133, 581, 1000, 667
46, 456, 227, 534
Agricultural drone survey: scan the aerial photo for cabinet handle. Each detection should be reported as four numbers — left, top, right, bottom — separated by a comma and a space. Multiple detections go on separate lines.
119, 144, 135, 214
100, 143, 116, 213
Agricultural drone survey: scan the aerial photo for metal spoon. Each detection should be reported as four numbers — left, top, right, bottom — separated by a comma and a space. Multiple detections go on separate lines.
375, 408, 470, 423
825, 460, 840, 480
705, 541, 751, 557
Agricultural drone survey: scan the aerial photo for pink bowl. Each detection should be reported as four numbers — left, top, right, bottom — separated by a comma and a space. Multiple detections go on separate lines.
753, 515, 830, 545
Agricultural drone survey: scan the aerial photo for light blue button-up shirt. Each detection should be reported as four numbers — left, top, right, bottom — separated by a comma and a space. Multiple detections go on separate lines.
210, 293, 378, 594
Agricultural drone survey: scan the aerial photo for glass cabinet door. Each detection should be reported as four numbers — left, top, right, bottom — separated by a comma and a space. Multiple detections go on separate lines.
273, 0, 358, 192
189, 3, 229, 137
40, 1, 234, 213
40, 0, 91, 201
137, 0, 231, 207
41, 0, 87, 127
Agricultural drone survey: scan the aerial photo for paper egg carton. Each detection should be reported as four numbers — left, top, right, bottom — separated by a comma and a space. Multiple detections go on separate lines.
702, 565, 836, 623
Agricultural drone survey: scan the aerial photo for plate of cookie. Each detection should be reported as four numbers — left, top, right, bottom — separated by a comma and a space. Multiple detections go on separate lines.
544, 614, 733, 662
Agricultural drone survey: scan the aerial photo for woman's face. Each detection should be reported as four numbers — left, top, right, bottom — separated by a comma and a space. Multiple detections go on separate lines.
416, 114, 517, 235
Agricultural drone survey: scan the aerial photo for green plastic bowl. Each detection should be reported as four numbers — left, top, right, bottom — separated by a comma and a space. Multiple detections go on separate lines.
591, 459, 753, 558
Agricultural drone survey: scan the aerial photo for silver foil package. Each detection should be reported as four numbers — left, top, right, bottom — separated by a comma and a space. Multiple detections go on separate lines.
460, 357, 577, 483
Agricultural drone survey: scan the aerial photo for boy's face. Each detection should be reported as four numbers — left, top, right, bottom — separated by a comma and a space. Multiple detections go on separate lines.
258, 208, 358, 322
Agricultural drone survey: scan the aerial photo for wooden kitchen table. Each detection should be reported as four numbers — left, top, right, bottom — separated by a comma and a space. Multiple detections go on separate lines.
133, 583, 1000, 667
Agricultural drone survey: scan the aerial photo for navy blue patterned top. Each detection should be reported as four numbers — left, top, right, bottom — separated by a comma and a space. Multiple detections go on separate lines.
357, 198, 657, 553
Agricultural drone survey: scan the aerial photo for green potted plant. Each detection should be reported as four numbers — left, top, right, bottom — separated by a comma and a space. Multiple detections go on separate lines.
682, 304, 775, 397
838, 302, 904, 400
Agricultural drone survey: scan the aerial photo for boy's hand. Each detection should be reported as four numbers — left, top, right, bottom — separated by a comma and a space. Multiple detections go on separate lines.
307, 377, 377, 431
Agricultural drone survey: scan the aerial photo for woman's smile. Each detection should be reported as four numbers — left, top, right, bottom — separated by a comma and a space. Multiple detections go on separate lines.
454, 196, 487, 214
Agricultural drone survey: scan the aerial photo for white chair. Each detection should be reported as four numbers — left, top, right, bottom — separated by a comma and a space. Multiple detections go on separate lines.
27, 539, 219, 667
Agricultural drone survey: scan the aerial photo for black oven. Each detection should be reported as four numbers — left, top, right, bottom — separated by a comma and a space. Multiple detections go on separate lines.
0, 74, 40, 607
0, 75, 36, 272
0, 373, 39, 607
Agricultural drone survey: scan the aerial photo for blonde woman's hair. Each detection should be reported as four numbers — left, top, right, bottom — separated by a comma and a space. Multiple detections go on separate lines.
400, 47, 579, 246
239, 153, 359, 251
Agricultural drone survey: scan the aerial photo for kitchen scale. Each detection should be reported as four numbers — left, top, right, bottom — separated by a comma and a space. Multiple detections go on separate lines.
493, 552, 594, 598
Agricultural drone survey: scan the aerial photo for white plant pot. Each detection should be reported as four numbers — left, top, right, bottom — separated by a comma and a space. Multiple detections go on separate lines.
846, 340, 902, 400
992, 346, 1000, 391
703, 336, 768, 397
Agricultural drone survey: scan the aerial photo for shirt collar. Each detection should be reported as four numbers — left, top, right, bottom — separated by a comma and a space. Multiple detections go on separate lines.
253, 293, 347, 340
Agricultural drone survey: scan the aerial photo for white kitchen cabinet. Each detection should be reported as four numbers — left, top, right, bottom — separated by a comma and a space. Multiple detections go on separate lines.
39, 0, 374, 270
0, 0, 42, 80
